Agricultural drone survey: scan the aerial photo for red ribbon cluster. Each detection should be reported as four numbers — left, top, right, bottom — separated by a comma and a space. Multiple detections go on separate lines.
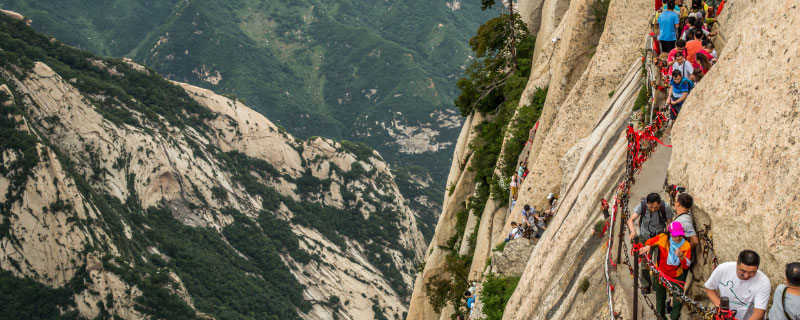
714, 308, 737, 320
626, 112, 671, 171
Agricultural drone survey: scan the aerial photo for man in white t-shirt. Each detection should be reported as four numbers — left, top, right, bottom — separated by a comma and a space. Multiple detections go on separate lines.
704, 250, 772, 320
505, 222, 523, 242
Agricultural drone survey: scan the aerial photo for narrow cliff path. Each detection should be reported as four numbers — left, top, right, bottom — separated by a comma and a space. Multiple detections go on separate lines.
611, 132, 673, 319
629, 135, 672, 210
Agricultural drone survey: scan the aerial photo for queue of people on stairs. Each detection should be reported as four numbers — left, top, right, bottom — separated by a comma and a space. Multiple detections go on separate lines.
627, 191, 800, 319
657, 0, 720, 121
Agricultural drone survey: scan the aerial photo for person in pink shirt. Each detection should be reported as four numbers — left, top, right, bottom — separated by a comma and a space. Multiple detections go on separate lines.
667, 40, 688, 66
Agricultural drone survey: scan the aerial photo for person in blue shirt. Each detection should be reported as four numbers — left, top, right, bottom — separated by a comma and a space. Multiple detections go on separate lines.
668, 69, 694, 120
658, 1, 681, 53
464, 290, 476, 318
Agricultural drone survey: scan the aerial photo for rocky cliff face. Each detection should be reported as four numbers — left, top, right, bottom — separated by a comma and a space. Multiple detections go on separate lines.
0, 16, 423, 320
410, 0, 800, 319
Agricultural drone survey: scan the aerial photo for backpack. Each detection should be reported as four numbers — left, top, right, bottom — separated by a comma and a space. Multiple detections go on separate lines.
685, 78, 695, 91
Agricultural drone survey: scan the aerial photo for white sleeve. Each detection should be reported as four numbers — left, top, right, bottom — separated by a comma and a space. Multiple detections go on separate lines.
704, 267, 721, 290
753, 279, 772, 310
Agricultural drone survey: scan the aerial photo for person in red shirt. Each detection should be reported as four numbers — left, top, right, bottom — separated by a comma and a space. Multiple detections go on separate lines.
695, 52, 712, 74
638, 221, 692, 320
667, 40, 688, 66
698, 39, 717, 63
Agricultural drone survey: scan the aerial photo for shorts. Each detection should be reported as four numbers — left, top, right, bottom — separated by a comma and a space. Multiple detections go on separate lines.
659, 40, 676, 54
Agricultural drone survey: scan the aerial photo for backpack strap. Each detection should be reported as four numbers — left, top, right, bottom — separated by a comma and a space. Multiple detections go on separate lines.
783, 286, 795, 320
639, 199, 647, 231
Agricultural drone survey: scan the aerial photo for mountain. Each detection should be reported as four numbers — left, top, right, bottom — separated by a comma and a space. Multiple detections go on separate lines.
0, 13, 424, 319
2, 0, 497, 237
409, 0, 800, 319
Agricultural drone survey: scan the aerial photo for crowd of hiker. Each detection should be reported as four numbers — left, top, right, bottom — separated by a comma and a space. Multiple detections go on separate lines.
613, 1, 800, 319
465, 1, 799, 319
656, 0, 721, 121
505, 193, 558, 243
625, 191, 800, 320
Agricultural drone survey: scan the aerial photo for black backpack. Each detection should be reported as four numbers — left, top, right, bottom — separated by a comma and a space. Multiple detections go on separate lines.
639, 199, 668, 236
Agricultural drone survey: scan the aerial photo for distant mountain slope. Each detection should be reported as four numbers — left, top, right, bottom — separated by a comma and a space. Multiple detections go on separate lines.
4, 1, 495, 227
0, 14, 424, 319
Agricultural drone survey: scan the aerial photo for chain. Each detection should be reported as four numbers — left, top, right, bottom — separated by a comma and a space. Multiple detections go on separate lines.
642, 254, 719, 319
697, 224, 719, 269
661, 182, 720, 270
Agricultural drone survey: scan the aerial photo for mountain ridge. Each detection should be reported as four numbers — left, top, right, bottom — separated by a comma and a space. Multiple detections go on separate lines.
0, 14, 423, 319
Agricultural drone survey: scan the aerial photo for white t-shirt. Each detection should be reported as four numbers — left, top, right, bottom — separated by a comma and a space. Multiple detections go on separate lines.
508, 226, 523, 240
671, 61, 694, 81
704, 262, 772, 319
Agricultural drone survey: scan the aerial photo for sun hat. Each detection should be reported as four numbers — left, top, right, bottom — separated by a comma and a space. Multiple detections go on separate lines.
669, 221, 685, 237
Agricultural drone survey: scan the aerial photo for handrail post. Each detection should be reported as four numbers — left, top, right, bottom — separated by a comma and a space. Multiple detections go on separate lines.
616, 215, 624, 264
632, 235, 640, 320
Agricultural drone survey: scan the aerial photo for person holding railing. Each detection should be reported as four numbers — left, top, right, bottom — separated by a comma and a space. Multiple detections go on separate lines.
704, 250, 771, 320
628, 193, 675, 293
637, 221, 693, 320
668, 68, 694, 120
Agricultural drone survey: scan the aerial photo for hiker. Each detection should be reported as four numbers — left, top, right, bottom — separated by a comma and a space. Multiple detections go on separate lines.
682, 17, 712, 41
627, 193, 675, 293
668, 69, 694, 120
690, 0, 710, 19
657, 1, 681, 53
690, 68, 704, 83
521, 205, 536, 229
464, 291, 476, 319
686, 29, 705, 64
671, 193, 699, 248
533, 210, 547, 238
679, 16, 697, 40
670, 52, 694, 80
699, 39, 717, 62
704, 250, 772, 320
769, 262, 800, 320
637, 222, 692, 320
506, 221, 524, 242
522, 164, 529, 179
695, 52, 712, 74
668, 39, 688, 66
510, 173, 519, 200
517, 163, 525, 179
544, 193, 558, 221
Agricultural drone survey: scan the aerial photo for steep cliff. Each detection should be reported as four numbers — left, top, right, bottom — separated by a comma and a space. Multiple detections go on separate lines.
411, 0, 800, 319
0, 15, 424, 320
